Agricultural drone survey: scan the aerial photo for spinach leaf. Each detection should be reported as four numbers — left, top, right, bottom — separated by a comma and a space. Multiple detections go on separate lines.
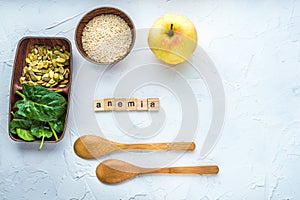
15, 84, 66, 122
16, 128, 35, 141
31, 127, 53, 150
49, 115, 65, 133
31, 127, 53, 138
9, 114, 42, 134
9, 118, 31, 134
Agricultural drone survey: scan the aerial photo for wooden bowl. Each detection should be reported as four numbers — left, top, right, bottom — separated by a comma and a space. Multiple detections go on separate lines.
75, 7, 135, 65
9, 36, 72, 144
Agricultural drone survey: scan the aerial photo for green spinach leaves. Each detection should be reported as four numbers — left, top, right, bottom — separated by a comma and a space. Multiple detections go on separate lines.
10, 84, 67, 150
14, 84, 66, 122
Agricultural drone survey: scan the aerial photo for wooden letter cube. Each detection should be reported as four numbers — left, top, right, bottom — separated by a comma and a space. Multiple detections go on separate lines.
94, 99, 105, 112
104, 98, 115, 111
147, 98, 159, 111
115, 98, 127, 111
136, 98, 148, 111
127, 98, 137, 111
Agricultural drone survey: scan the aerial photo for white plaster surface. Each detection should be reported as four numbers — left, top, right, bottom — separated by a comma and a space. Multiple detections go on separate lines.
0, 0, 300, 199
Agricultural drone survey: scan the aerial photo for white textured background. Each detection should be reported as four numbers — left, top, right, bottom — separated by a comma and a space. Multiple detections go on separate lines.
0, 0, 300, 199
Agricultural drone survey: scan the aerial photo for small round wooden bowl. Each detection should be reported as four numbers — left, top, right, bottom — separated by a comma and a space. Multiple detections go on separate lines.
75, 7, 135, 65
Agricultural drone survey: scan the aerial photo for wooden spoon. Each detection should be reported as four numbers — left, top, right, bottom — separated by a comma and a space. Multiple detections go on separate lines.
96, 159, 219, 184
74, 135, 195, 159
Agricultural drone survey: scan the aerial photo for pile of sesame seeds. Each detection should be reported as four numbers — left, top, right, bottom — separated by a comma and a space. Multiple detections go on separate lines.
81, 14, 132, 64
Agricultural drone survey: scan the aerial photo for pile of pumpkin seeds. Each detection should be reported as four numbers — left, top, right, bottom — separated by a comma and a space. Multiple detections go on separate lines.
20, 45, 70, 88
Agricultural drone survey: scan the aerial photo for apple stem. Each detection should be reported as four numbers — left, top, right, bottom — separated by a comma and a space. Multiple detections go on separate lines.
168, 23, 174, 37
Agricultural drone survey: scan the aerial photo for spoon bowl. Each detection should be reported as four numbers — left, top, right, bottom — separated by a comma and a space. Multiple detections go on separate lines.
74, 135, 117, 159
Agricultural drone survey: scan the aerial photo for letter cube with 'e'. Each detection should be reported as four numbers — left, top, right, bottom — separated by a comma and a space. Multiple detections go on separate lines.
114, 98, 127, 111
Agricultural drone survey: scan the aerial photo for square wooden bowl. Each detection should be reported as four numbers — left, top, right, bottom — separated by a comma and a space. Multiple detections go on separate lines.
75, 7, 135, 64
9, 36, 72, 143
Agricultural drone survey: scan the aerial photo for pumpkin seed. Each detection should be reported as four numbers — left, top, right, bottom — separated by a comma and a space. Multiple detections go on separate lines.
53, 73, 59, 81
42, 73, 50, 81
36, 75, 42, 81
56, 57, 65, 63
48, 79, 56, 85
57, 62, 64, 67
51, 82, 58, 87
33, 48, 38, 54
25, 58, 31, 63
59, 74, 64, 81
58, 84, 66, 88
37, 80, 44, 84
25, 73, 30, 81
20, 45, 70, 88
60, 80, 69, 85
22, 67, 28, 76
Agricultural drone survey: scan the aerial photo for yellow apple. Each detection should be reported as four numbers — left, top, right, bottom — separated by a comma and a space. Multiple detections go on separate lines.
148, 14, 198, 65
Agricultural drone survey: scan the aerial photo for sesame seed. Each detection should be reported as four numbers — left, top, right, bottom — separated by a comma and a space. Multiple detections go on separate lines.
82, 14, 132, 64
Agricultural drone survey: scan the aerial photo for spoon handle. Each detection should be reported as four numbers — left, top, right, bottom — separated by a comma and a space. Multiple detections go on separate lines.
153, 165, 219, 174
116, 142, 195, 151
